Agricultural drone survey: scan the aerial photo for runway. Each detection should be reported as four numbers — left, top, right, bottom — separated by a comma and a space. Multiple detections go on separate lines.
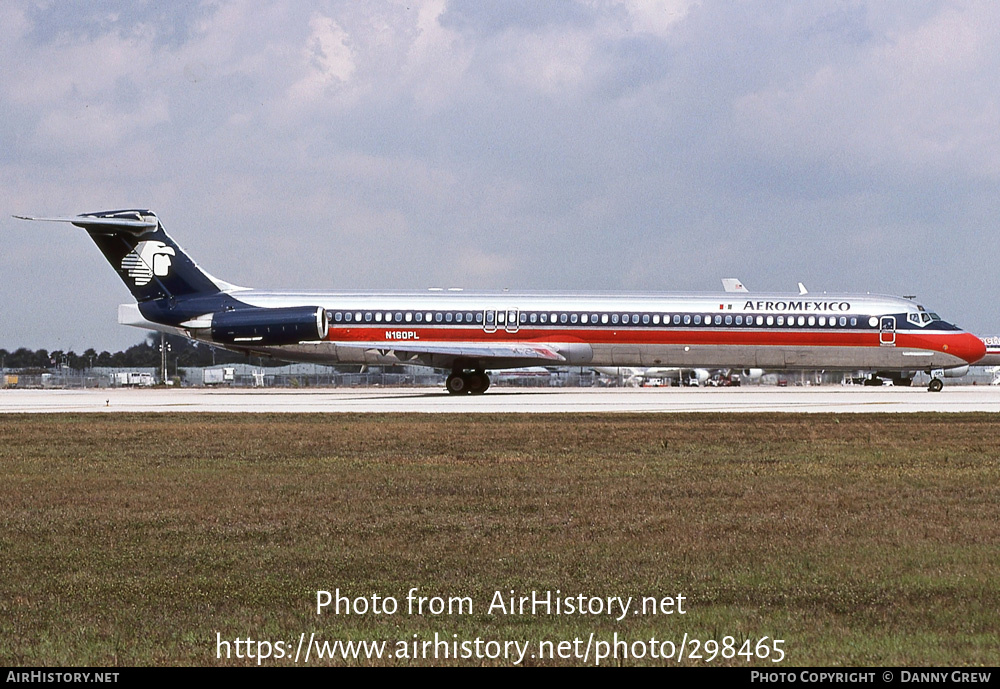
2, 385, 1000, 413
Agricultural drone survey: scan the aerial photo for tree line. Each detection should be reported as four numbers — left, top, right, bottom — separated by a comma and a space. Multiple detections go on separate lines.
1, 334, 260, 371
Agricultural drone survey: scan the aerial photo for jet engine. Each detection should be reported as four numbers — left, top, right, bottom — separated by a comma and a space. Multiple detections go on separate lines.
742, 368, 764, 380
211, 306, 328, 346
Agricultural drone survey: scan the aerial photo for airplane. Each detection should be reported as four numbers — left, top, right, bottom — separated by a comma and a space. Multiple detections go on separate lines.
15, 209, 986, 393
976, 336, 1000, 367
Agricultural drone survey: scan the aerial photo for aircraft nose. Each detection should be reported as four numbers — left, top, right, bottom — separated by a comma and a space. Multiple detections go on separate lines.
950, 333, 987, 364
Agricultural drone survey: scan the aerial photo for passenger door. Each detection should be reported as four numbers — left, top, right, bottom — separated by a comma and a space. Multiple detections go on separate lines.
879, 316, 896, 346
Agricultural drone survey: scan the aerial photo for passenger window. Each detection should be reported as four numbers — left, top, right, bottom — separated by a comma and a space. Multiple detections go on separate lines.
808, 316, 815, 326
560, 313, 568, 324
405, 312, 412, 322
571, 314, 578, 324
455, 313, 463, 323
612, 314, 619, 324
673, 315, 681, 325
395, 312, 403, 322
643, 314, 650, 325
756, 316, 764, 326
776, 315, 783, 326
736, 316, 743, 325
602, 314, 609, 324
435, 312, 444, 323
530, 313, 537, 323
334, 312, 343, 322
766, 316, 774, 326
725, 315, 732, 325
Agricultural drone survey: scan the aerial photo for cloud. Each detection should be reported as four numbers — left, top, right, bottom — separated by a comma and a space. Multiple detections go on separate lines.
4, 0, 1000, 351
287, 14, 356, 105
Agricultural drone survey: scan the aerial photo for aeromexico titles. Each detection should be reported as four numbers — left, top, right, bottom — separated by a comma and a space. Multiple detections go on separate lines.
17, 210, 985, 393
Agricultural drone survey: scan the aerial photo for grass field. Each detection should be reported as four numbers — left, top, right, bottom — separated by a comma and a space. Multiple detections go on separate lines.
1, 413, 997, 666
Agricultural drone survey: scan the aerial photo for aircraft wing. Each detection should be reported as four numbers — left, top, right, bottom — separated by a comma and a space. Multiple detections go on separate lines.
331, 341, 567, 362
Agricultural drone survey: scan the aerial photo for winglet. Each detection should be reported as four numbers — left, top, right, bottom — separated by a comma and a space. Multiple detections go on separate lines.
721, 278, 748, 293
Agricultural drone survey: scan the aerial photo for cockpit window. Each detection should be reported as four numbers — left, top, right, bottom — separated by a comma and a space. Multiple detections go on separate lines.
908, 312, 938, 326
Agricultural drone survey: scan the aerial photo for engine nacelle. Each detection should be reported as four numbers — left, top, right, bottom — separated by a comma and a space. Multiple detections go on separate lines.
692, 368, 710, 383
944, 365, 969, 378
742, 368, 764, 380
211, 306, 328, 346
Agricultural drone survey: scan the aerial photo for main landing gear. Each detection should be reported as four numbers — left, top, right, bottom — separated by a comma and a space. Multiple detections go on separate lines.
446, 369, 491, 395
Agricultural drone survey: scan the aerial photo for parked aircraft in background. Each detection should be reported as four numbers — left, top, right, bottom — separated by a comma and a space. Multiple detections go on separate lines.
16, 210, 985, 393
975, 336, 1000, 367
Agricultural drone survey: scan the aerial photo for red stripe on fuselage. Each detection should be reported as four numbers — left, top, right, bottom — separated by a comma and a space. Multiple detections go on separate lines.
328, 327, 986, 363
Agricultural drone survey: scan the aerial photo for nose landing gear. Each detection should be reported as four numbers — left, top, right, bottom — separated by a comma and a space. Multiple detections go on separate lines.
925, 368, 944, 392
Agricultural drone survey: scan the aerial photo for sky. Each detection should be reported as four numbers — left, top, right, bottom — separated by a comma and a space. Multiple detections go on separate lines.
2, 0, 999, 352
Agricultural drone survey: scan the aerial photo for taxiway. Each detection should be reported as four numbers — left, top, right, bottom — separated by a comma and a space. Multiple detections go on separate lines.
2, 386, 1000, 413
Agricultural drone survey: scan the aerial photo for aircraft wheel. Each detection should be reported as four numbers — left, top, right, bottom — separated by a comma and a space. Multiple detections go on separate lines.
446, 373, 469, 394
468, 372, 490, 395
928, 378, 944, 393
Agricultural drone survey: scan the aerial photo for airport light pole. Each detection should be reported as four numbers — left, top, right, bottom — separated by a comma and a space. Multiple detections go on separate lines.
159, 333, 171, 385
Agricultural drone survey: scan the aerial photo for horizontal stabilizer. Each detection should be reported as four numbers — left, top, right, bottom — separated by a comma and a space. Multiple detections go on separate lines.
15, 213, 158, 233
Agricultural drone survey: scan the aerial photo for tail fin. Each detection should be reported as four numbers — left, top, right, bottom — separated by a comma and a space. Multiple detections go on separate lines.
15, 210, 238, 302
